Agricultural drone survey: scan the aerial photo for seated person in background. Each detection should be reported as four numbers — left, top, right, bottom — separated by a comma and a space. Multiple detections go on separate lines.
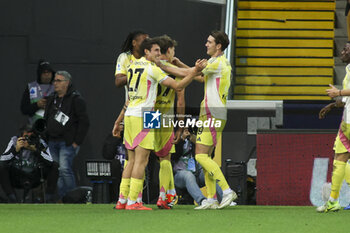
0, 123, 59, 203
173, 126, 222, 209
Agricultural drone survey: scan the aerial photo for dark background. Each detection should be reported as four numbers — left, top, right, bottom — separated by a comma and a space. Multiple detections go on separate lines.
0, 0, 224, 186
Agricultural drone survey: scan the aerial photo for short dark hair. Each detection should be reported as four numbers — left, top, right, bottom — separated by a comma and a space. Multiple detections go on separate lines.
210, 31, 230, 51
154, 35, 177, 54
19, 124, 33, 136
140, 38, 160, 56
121, 30, 148, 53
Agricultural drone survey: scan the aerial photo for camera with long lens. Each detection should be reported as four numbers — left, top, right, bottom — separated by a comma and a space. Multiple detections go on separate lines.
23, 134, 40, 146
11, 119, 48, 193
24, 119, 47, 151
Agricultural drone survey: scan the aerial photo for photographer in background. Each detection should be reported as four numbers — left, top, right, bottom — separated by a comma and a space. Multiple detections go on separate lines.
0, 123, 59, 203
173, 126, 223, 209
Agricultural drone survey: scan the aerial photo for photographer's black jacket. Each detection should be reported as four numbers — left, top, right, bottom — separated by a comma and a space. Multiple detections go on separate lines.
0, 136, 53, 163
44, 85, 89, 146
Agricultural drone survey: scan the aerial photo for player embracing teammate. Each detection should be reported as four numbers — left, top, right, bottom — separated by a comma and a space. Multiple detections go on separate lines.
114, 30, 236, 210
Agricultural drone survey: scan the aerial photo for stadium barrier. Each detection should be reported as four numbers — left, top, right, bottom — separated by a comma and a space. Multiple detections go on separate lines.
256, 129, 350, 206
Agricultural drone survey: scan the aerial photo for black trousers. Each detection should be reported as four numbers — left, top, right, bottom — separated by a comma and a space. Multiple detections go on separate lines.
0, 159, 59, 196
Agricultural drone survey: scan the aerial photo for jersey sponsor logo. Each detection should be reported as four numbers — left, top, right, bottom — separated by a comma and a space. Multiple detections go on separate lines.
143, 110, 161, 129
129, 96, 143, 100
156, 100, 171, 105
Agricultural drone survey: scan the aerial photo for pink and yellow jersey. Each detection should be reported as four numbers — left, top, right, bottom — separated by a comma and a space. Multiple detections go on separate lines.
154, 61, 181, 156
155, 60, 181, 116
342, 64, 350, 121
125, 57, 170, 117
115, 51, 137, 100
200, 54, 231, 120
334, 64, 350, 153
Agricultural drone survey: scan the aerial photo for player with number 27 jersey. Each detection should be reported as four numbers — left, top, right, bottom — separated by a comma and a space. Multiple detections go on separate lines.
124, 56, 170, 150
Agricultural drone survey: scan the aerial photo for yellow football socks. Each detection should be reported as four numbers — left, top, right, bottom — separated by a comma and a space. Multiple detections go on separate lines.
330, 160, 346, 200
169, 163, 175, 191
195, 153, 230, 191
159, 160, 172, 199
204, 170, 216, 199
119, 178, 130, 202
345, 161, 350, 185
128, 178, 144, 202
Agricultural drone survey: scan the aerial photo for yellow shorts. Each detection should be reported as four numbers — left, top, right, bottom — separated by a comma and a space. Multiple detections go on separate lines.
124, 116, 154, 150
154, 128, 175, 157
196, 115, 226, 147
333, 121, 350, 154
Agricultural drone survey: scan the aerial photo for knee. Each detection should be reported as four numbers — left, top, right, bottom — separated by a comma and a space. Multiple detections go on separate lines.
195, 154, 208, 164
160, 159, 171, 168
183, 171, 196, 182
58, 166, 73, 176
334, 153, 350, 162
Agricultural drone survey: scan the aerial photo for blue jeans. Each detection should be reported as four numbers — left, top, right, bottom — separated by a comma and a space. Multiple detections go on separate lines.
48, 141, 79, 198
174, 169, 223, 204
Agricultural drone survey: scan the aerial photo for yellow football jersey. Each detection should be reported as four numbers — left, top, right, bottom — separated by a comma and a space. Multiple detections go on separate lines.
115, 51, 136, 76
125, 57, 170, 117
155, 60, 181, 116
200, 54, 231, 120
341, 64, 350, 124
115, 51, 137, 101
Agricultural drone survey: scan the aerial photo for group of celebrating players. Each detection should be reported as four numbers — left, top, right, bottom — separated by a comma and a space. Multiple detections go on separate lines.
111, 30, 237, 210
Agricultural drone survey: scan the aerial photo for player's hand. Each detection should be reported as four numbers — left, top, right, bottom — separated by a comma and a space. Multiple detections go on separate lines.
37, 98, 47, 109
326, 84, 340, 98
172, 128, 184, 144
195, 59, 207, 73
16, 137, 27, 152
171, 57, 181, 66
72, 142, 79, 149
319, 103, 334, 119
112, 123, 122, 138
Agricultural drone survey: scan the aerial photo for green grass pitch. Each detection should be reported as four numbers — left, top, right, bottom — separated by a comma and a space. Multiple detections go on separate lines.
0, 204, 348, 233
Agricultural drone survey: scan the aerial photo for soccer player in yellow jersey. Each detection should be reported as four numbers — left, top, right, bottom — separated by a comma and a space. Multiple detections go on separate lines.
156, 31, 237, 210
113, 31, 148, 209
113, 30, 148, 137
122, 38, 206, 210
153, 35, 185, 209
193, 31, 237, 210
317, 42, 350, 212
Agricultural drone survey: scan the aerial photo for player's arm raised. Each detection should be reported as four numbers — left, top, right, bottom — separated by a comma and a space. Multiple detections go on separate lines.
159, 57, 205, 83
161, 59, 207, 92
157, 62, 190, 78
